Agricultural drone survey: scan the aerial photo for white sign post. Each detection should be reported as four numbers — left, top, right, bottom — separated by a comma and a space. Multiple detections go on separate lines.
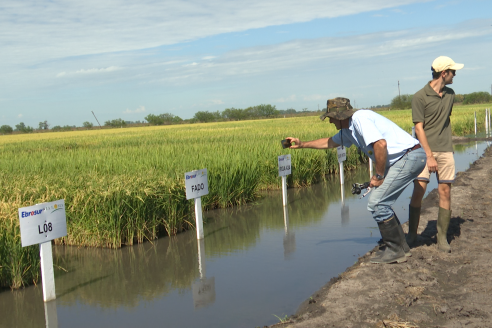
486, 108, 489, 136
337, 146, 346, 185
278, 154, 291, 207
369, 157, 373, 180
19, 199, 67, 302
185, 169, 209, 240
474, 111, 477, 136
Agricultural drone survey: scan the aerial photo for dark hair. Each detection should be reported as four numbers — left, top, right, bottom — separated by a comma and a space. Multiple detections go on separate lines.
431, 67, 441, 80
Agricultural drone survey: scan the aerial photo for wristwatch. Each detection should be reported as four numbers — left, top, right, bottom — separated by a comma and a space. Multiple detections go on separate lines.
375, 174, 385, 180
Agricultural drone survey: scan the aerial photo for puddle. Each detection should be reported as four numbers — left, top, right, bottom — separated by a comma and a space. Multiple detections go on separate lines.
1, 141, 490, 328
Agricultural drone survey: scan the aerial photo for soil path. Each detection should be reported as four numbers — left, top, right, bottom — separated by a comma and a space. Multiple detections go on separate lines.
270, 145, 492, 328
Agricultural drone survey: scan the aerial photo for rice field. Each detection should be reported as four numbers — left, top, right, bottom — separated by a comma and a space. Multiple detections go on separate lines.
0, 103, 490, 288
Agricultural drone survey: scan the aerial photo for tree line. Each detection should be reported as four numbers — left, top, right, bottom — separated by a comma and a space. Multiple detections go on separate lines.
389, 91, 492, 110
2, 92, 490, 135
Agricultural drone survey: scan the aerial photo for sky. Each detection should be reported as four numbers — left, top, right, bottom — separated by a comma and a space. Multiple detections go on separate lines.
1, 0, 491, 128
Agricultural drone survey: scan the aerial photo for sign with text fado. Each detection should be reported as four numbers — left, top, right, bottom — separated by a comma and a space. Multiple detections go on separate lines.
185, 168, 209, 200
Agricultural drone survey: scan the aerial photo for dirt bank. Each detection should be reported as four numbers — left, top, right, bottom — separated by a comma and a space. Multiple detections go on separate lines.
270, 144, 492, 328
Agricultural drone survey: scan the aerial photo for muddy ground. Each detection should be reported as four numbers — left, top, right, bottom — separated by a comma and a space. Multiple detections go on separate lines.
269, 144, 492, 328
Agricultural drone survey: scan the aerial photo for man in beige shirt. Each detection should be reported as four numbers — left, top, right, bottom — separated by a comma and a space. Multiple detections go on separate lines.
407, 56, 464, 253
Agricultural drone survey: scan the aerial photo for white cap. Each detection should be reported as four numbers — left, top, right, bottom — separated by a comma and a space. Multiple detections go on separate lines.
432, 56, 464, 72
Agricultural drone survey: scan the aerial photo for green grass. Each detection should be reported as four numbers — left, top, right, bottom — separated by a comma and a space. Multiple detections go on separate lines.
1, 103, 490, 288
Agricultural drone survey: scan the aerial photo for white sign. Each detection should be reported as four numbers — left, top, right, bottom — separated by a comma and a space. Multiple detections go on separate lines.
185, 168, 209, 200
278, 154, 292, 177
19, 200, 67, 247
337, 146, 346, 163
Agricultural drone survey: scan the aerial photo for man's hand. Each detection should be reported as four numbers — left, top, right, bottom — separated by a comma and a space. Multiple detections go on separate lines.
370, 175, 384, 188
427, 155, 438, 173
286, 137, 301, 148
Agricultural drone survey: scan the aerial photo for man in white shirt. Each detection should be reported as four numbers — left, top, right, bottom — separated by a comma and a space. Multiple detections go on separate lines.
286, 97, 426, 264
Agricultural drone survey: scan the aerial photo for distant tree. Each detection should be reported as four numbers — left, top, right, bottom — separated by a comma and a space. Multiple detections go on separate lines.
14, 122, 33, 133
390, 94, 413, 110
454, 94, 465, 104
254, 104, 279, 117
52, 126, 62, 132
0, 125, 13, 134
463, 92, 492, 105
280, 108, 297, 115
145, 113, 182, 125
194, 111, 221, 123
83, 121, 94, 129
104, 118, 126, 127
38, 121, 49, 130
222, 108, 246, 121
15, 122, 26, 131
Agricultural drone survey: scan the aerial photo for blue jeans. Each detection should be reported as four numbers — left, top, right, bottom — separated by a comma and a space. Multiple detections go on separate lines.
367, 148, 426, 222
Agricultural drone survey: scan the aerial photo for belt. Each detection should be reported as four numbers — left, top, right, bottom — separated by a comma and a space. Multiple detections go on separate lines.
406, 144, 421, 153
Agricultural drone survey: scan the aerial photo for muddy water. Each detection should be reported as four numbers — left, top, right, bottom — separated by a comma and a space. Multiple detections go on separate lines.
1, 141, 489, 328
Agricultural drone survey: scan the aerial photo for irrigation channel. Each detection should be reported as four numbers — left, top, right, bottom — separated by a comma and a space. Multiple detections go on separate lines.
1, 140, 490, 328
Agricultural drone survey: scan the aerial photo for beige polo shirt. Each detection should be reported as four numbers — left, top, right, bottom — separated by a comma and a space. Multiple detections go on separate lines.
412, 83, 455, 152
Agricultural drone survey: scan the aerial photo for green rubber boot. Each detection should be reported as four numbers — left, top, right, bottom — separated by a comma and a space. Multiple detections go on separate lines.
371, 216, 407, 264
395, 215, 411, 257
406, 205, 421, 246
437, 207, 451, 253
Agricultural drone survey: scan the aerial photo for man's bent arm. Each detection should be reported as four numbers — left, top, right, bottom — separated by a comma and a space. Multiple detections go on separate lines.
286, 137, 339, 149
372, 139, 387, 176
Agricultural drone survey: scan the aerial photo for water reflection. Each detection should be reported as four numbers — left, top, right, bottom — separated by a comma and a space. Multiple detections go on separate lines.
44, 300, 59, 328
192, 240, 216, 309
283, 207, 295, 260
341, 183, 350, 226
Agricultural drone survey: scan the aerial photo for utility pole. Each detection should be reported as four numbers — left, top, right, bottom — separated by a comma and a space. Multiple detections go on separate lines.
92, 111, 102, 128
398, 81, 401, 99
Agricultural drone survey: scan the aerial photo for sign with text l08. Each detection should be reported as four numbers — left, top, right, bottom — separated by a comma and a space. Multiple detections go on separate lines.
185, 168, 209, 200
337, 146, 346, 163
19, 200, 67, 247
278, 154, 291, 177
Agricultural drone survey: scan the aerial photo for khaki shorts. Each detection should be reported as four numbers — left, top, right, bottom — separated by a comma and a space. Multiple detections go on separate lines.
416, 151, 455, 183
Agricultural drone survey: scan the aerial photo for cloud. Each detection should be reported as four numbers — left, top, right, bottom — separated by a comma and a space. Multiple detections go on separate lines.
303, 94, 326, 101
123, 106, 146, 114
18, 114, 23, 118
276, 95, 297, 102
143, 18, 492, 86
0, 0, 430, 67
57, 66, 122, 77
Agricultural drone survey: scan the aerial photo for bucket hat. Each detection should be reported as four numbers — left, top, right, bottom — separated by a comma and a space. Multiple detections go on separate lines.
319, 97, 355, 121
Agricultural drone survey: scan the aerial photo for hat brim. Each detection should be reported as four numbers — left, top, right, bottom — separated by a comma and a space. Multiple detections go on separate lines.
320, 109, 355, 121
449, 63, 464, 70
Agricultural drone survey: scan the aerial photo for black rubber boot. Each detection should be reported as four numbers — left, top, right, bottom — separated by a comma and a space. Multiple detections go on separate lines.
371, 216, 407, 264
395, 215, 411, 257
437, 207, 451, 253
406, 205, 421, 246
375, 215, 411, 257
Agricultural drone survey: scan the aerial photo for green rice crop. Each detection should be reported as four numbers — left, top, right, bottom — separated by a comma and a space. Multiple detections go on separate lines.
1, 103, 490, 288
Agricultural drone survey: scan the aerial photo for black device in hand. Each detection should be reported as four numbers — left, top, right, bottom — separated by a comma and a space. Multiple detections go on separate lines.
351, 182, 370, 195
281, 139, 291, 149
